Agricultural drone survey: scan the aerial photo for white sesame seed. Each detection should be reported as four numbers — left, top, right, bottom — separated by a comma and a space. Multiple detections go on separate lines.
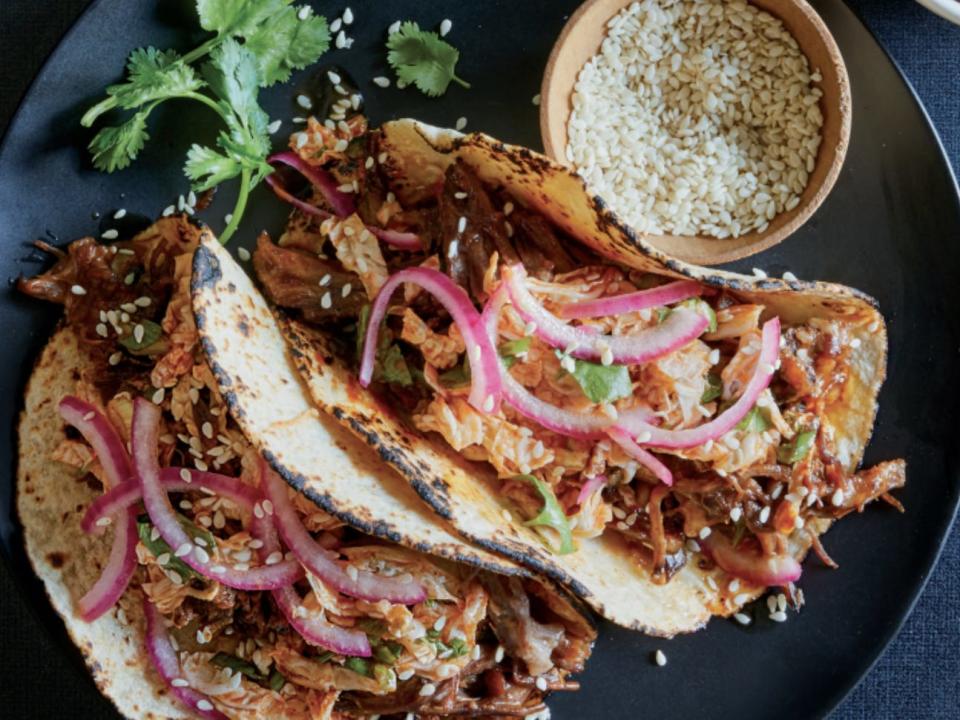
709, 348, 720, 365
195, 547, 210, 564
636, 431, 652, 443
794, 515, 804, 530
752, 268, 768, 279
767, 595, 778, 613
253, 503, 265, 519
531, 93, 541, 106
265, 551, 283, 565
321, 291, 332, 309
654, 649, 667, 667
535, 676, 548, 691
457, 216, 467, 234
777, 593, 787, 612
267, 119, 282, 135
297, 5, 310, 20
730, 506, 743, 522
482, 395, 495, 412
759, 506, 771, 524
455, 116, 467, 131
151, 388, 165, 405
771, 483, 784, 500
296, 94, 312, 110
724, 435, 740, 450
733, 593, 750, 606
201, 422, 214, 439
194, 458, 209, 472
133, 323, 145, 344
331, 17, 342, 33
95, 323, 109, 338
334, 138, 349, 152
494, 646, 505, 663
388, 20, 401, 35
341, 283, 352, 298
850, 338, 862, 349
343, 7, 354, 24
770, 611, 788, 623
162, 205, 175, 217
729, 579, 740, 593
101, 229, 119, 240
187, 191, 197, 207
831, 488, 844, 507
698, 526, 712, 540
398, 669, 415, 681
734, 612, 752, 625
171, 677, 189, 687
448, 239, 459, 259
433, 616, 447, 632
419, 682, 437, 697
262, 499, 274, 516
335, 29, 347, 48
197, 700, 214, 712
685, 539, 701, 553
373, 76, 391, 88
237, 246, 251, 262
439, 18, 453, 37
174, 543, 192, 558
782, 271, 798, 282
95, 516, 113, 528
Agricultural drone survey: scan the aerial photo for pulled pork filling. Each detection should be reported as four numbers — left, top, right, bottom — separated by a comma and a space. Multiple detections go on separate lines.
21, 217, 594, 720
254, 116, 905, 597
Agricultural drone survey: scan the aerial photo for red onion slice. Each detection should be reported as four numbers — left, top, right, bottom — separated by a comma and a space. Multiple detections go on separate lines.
77, 509, 137, 621
268, 151, 356, 217
606, 428, 674, 486
262, 465, 426, 604
503, 265, 709, 365
132, 398, 302, 590
82, 469, 261, 535
576, 475, 607, 506
481, 287, 616, 439
59, 396, 133, 488
265, 166, 422, 252
700, 532, 802, 587
615, 317, 781, 449
361, 267, 501, 413
143, 597, 228, 719
557, 280, 703, 320
250, 465, 371, 657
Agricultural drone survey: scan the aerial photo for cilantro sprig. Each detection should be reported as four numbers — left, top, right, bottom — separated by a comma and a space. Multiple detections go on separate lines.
81, 0, 331, 244
513, 475, 576, 555
386, 22, 470, 97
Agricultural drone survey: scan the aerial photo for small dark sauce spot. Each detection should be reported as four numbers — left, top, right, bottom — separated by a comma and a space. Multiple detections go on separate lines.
47, 552, 66, 568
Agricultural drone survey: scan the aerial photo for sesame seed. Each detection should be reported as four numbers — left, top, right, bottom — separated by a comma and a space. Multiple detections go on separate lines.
174, 543, 192, 558
777, 593, 787, 612
341, 283, 353, 298
752, 267, 768, 279
600, 345, 614, 366
448, 239, 459, 259
296, 94, 312, 110
171, 678, 189, 688
709, 348, 720, 365
236, 246, 251, 262
101, 229, 119, 240
248, 538, 263, 549
331, 17, 343, 33
494, 646, 505, 663
724, 435, 741, 450
321, 291, 332, 309
335, 30, 347, 48
95, 323, 109, 338
456, 116, 467, 131
262, 499, 274, 516
482, 394, 495, 412
440, 18, 453, 36
197, 700, 214, 712
532, 93, 541, 106
195, 547, 210, 564
265, 551, 283, 565
716, 468, 727, 477
398, 669, 415, 681
124, 272, 135, 285
729, 579, 741, 593
179, 470, 191, 487
378, 152, 388, 165
850, 338, 862, 349
504, 220, 513, 237
253, 502, 265, 519
457, 216, 467, 233
297, 5, 310, 20
318, 274, 332, 287
535, 676, 548, 691
759, 506, 771, 524
654, 649, 667, 667
187, 190, 197, 207
388, 20, 401, 34
70, 284, 88, 296
831, 488, 844, 507
471, 644, 482, 660
213, 511, 226, 529
372, 75, 391, 88
151, 388, 165, 405
730, 506, 743, 522
194, 458, 208, 472
121, 302, 137, 313
201, 422, 214, 439
134, 296, 151, 308
686, 539, 700, 552
346, 564, 359, 581
733, 592, 750, 605
782, 271, 798, 282
636, 431, 652, 443
419, 682, 437, 697
770, 610, 788, 623
343, 7, 354, 24
162, 205, 175, 217
133, 323, 145, 344
794, 516, 804, 529
433, 615, 447, 632
734, 612, 752, 625
179, 500, 193, 511
766, 595, 778, 613
698, 526, 712, 540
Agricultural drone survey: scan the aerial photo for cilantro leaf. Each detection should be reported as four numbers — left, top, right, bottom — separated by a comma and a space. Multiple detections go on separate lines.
88, 109, 152, 172
557, 351, 633, 404
185, 144, 243, 191
735, 406, 770, 433
211, 653, 264, 682
120, 318, 164, 352
701, 373, 722, 403
386, 22, 470, 97
777, 429, 816, 465
439, 358, 471, 388
243, 7, 330, 86
514, 475, 575, 555
499, 337, 531, 369
379, 345, 413, 386
204, 39, 263, 124
196, 0, 286, 37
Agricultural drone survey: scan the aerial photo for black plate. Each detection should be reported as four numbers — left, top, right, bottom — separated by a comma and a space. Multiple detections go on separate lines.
1, 1, 958, 718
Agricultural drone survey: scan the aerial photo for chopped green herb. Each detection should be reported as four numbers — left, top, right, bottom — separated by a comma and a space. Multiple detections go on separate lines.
82, 1, 331, 243
373, 641, 404, 665
267, 668, 286, 692
445, 637, 469, 657
735, 406, 770, 433
358, 618, 387, 641
731, 519, 747, 548
373, 663, 395, 690
556, 351, 632, 404
777, 429, 816, 465
701, 374, 723, 403
211, 652, 263, 682
137, 513, 216, 582
656, 306, 671, 324
386, 22, 470, 97
344, 657, 371, 677
313, 650, 335, 664
498, 338, 531, 370
356, 304, 371, 360
681, 299, 718, 333
514, 474, 575, 555
379, 344, 413, 386
439, 357, 472, 388
120, 318, 163, 351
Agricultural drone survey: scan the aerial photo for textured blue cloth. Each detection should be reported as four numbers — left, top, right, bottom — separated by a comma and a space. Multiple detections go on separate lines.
829, 2, 960, 718
0, 1, 956, 718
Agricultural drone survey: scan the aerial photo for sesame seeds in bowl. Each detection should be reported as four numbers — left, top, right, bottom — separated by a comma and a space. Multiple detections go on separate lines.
540, 0, 851, 265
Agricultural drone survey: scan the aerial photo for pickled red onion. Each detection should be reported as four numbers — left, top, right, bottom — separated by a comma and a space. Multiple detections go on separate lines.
606, 428, 674, 486
502, 265, 709, 365
576, 475, 608, 506
615, 317, 781, 449
557, 280, 703, 320
361, 267, 501, 413
59, 397, 132, 488
701, 532, 802, 587
267, 151, 355, 217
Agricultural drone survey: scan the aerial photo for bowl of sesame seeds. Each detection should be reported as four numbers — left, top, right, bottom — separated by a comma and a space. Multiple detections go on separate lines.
540, 0, 851, 265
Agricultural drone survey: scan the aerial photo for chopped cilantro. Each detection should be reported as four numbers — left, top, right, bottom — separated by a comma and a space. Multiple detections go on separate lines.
514, 474, 575, 555
701, 374, 723, 403
344, 657, 371, 677
735, 406, 770, 433
777, 429, 816, 465
120, 318, 163, 351
556, 351, 632, 404
137, 513, 216, 583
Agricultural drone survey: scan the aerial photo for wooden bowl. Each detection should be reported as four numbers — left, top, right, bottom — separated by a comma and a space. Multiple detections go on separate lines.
539, 0, 852, 266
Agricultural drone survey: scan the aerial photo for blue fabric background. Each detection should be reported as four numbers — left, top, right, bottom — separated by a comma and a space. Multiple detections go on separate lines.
0, 1, 956, 718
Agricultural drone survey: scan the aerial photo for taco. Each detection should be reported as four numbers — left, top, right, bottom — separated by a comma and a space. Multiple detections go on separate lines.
230, 118, 905, 634
17, 217, 595, 720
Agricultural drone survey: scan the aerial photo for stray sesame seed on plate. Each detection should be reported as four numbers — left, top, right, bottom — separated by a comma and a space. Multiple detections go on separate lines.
187, 190, 197, 207
237, 247, 251, 261
113, 208, 127, 219
654, 649, 667, 667
296, 94, 312, 109
373, 76, 390, 88
767, 595, 778, 614
328, 70, 341, 85
388, 20, 401, 35
532, 93, 541, 106
335, 29, 347, 49
752, 267, 768, 279
267, 119, 282, 134
162, 205, 175, 217
456, 116, 467, 131
101, 229, 119, 240
770, 610, 788, 623
331, 17, 343, 33
293, 116, 306, 124
734, 612, 751, 625
343, 7, 354, 24
782, 271, 798, 282
440, 18, 453, 36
